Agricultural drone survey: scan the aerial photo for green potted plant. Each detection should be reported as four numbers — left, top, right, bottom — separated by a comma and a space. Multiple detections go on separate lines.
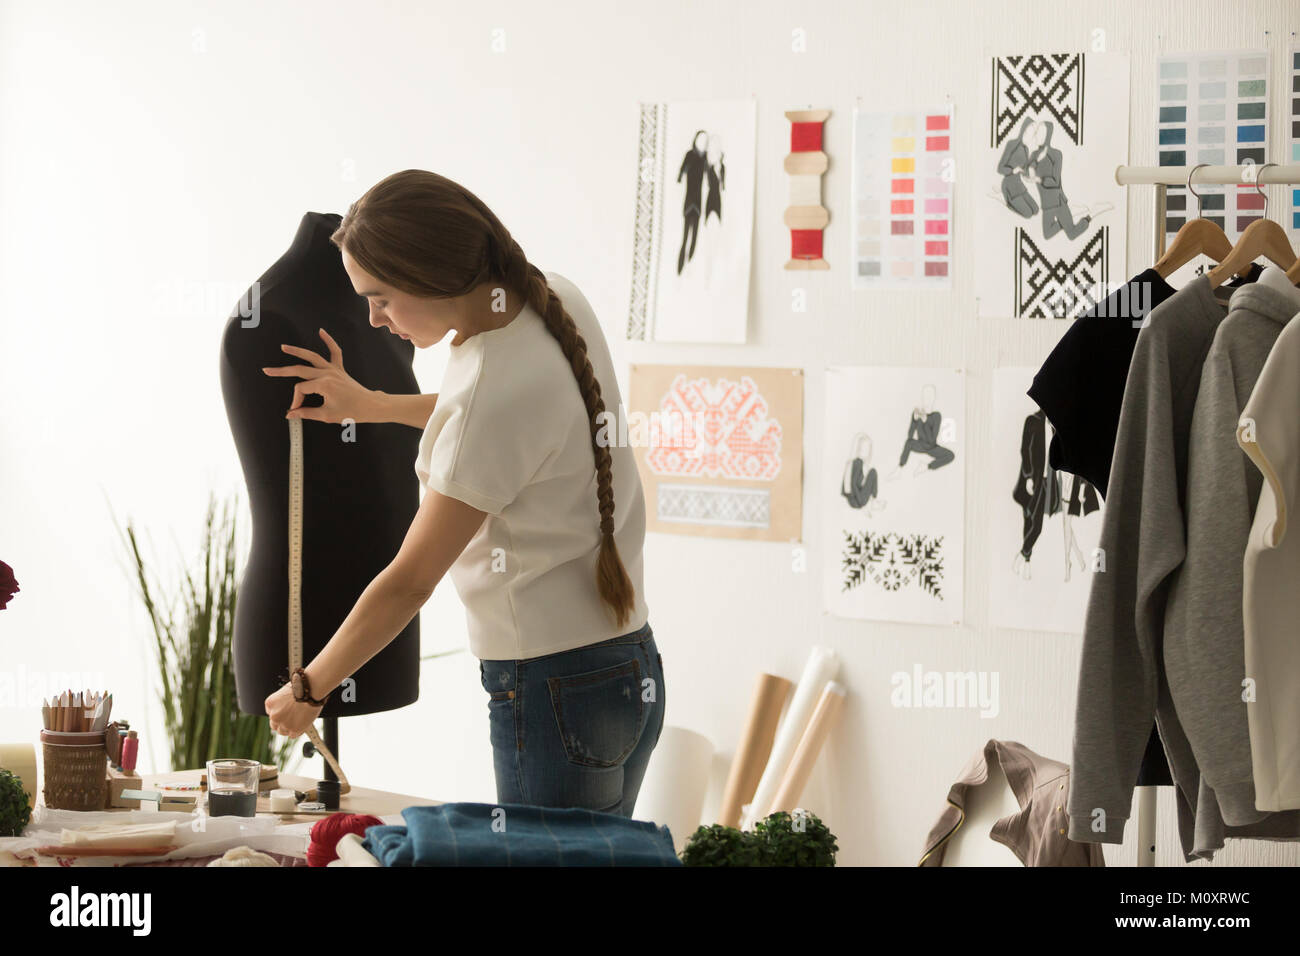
680, 810, 838, 866
0, 768, 32, 837
116, 494, 293, 772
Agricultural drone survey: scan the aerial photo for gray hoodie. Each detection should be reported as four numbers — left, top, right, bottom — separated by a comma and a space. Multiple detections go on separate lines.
1067, 273, 1300, 860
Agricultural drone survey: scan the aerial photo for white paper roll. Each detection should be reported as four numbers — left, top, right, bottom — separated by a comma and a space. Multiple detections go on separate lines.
742, 647, 839, 829
633, 726, 714, 854
769, 681, 847, 814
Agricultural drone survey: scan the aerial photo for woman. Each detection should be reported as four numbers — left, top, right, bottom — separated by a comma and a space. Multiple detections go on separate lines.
261, 169, 663, 817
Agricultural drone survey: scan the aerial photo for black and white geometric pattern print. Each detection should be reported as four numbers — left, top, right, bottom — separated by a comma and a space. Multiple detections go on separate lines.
991, 53, 1085, 148
1014, 226, 1108, 319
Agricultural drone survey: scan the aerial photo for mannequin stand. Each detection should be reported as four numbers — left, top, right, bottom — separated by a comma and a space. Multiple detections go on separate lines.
303, 716, 340, 783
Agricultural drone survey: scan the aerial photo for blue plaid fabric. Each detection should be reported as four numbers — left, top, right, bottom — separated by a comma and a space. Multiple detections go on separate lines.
361, 802, 681, 867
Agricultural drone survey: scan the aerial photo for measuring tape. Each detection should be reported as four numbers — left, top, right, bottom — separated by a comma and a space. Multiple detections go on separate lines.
287, 417, 350, 795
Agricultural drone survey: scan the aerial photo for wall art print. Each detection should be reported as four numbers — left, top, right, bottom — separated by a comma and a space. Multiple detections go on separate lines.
851, 105, 954, 289
823, 366, 964, 625
627, 98, 757, 343
988, 368, 1104, 634
629, 364, 803, 542
976, 52, 1129, 318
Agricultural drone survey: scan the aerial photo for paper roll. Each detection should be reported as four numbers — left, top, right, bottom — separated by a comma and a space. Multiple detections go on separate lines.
634, 726, 714, 854
743, 646, 839, 829
0, 743, 38, 811
769, 681, 847, 815
717, 673, 793, 827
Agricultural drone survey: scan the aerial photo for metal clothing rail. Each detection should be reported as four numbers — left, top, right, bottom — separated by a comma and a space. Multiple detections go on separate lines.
1113, 162, 1300, 868
1115, 163, 1300, 186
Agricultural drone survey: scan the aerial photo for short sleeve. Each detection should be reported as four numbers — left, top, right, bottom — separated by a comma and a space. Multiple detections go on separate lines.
414, 345, 561, 515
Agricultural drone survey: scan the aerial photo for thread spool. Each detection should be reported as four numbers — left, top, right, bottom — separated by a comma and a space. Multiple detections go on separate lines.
269, 788, 298, 813
784, 109, 831, 270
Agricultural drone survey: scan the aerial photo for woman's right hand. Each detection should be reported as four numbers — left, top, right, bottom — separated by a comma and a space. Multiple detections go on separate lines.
262, 328, 384, 424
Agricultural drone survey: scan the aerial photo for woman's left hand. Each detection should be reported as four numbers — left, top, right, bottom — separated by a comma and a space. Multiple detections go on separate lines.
264, 683, 323, 739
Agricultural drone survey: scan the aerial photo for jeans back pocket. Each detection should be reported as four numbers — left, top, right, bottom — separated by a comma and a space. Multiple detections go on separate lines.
547, 659, 644, 768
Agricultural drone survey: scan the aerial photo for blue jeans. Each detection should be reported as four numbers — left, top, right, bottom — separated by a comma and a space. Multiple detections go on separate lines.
479, 621, 665, 817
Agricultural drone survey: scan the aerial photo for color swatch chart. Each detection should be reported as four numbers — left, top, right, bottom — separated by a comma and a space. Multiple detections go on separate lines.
851, 107, 954, 289
1291, 47, 1299, 233
1156, 51, 1268, 245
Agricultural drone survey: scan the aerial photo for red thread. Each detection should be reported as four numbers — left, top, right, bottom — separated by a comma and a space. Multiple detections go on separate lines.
307, 812, 383, 866
790, 122, 822, 152
791, 229, 823, 260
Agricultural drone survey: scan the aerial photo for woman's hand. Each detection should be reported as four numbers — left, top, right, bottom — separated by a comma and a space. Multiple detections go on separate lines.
264, 682, 323, 739
262, 328, 383, 424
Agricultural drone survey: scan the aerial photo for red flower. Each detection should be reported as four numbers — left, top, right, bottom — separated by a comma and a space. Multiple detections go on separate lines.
0, 561, 19, 610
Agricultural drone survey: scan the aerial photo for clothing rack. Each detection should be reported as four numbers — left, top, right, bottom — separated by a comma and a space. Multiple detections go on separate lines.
1110, 162, 1300, 868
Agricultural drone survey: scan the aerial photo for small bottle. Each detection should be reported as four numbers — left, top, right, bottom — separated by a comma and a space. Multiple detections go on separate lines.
121, 730, 138, 774
316, 779, 340, 810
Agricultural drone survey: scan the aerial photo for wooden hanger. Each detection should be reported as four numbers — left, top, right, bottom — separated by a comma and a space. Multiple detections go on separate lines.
1207, 164, 1297, 289
1154, 165, 1232, 278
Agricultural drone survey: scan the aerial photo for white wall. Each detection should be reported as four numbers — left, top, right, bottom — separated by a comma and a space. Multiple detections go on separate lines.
1, 0, 1297, 866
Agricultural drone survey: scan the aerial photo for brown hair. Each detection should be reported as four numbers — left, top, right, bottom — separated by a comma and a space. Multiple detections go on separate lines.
330, 169, 636, 628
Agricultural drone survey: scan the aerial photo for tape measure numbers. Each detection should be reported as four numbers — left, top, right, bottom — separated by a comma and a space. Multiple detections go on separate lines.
287, 417, 350, 794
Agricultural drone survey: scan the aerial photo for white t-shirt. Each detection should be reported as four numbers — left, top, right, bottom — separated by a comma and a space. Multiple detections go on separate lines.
414, 272, 650, 660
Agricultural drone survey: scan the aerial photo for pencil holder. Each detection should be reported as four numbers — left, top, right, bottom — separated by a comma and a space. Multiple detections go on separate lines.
40, 730, 108, 811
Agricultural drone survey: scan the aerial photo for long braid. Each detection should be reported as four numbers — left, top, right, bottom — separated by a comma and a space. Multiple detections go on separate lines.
493, 231, 636, 628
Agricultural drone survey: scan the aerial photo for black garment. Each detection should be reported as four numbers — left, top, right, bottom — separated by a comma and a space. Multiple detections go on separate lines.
705, 157, 724, 223
1027, 268, 1176, 496
1029, 264, 1263, 497
1052, 473, 1099, 518
1014, 410, 1059, 559
899, 410, 955, 469
842, 458, 878, 509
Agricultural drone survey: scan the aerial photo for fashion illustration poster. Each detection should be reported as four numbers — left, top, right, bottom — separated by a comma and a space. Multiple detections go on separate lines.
976, 52, 1129, 318
627, 98, 757, 343
823, 366, 965, 626
989, 368, 1103, 633
628, 364, 802, 542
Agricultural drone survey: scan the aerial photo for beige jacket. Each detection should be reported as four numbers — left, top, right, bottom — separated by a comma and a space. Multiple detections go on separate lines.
920, 739, 1104, 866
1237, 277, 1300, 811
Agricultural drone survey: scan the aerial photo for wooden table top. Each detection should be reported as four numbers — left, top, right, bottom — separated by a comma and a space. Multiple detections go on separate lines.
137, 768, 440, 820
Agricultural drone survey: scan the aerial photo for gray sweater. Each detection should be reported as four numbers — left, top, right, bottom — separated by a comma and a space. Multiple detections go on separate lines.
1067, 275, 1300, 860
1166, 280, 1300, 827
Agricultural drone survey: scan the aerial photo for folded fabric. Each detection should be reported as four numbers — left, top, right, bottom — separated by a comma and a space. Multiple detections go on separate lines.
206, 845, 280, 867
361, 803, 681, 867
59, 821, 177, 849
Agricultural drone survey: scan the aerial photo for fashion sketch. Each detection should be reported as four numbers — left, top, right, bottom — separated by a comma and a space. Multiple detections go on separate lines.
891, 384, 955, 477
1012, 409, 1099, 580
705, 135, 725, 224
992, 118, 1110, 241
841, 433, 886, 515
997, 118, 1039, 218
677, 130, 726, 275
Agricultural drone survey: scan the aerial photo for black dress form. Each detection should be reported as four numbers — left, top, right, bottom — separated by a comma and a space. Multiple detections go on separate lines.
220, 211, 421, 718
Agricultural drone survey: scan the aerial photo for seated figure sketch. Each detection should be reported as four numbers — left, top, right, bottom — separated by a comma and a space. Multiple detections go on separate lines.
841, 432, 886, 515
891, 384, 955, 478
